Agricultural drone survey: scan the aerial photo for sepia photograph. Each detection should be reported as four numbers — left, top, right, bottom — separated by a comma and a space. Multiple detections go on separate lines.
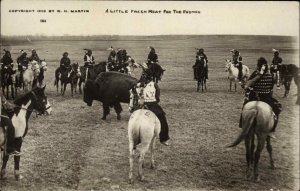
0, 1, 299, 190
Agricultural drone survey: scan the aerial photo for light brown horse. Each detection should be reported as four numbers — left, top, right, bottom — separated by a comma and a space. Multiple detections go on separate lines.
227, 101, 276, 181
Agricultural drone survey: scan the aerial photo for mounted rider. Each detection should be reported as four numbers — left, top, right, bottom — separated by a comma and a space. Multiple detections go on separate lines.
0, 91, 21, 155
107, 47, 117, 71
136, 63, 170, 146
116, 48, 128, 73
147, 46, 158, 67
240, 57, 281, 139
1, 49, 15, 86
270, 48, 283, 88
16, 50, 30, 88
84, 49, 95, 79
56, 52, 71, 78
29, 49, 41, 63
193, 48, 208, 80
231, 49, 243, 83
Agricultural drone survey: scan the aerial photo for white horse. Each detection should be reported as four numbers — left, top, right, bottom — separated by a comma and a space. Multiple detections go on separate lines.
23, 61, 40, 92
225, 59, 250, 91
128, 86, 161, 183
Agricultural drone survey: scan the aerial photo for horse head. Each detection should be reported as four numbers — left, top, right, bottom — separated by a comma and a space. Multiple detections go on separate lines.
14, 85, 50, 115
31, 85, 50, 115
225, 59, 232, 72
31, 61, 40, 77
40, 59, 47, 71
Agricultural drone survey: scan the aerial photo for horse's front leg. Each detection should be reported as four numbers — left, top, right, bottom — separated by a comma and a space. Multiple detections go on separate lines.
73, 79, 77, 94
14, 137, 23, 181
11, 84, 15, 99
63, 83, 67, 96
70, 82, 74, 97
14, 155, 23, 180
6, 85, 9, 99
78, 79, 82, 94
60, 81, 64, 95
0, 155, 9, 180
283, 80, 290, 98
234, 81, 237, 92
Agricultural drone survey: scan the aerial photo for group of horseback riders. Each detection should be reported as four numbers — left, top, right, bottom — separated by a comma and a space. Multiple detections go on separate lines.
1, 49, 42, 89
192, 48, 283, 138
0, 45, 288, 156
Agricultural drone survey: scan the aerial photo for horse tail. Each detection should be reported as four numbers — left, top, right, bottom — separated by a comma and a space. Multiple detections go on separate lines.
226, 109, 257, 148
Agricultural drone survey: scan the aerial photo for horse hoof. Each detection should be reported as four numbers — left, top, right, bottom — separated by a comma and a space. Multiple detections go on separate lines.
117, 115, 121, 120
254, 176, 260, 182
270, 164, 276, 169
14, 171, 23, 181
0, 169, 7, 180
101, 117, 106, 120
139, 176, 145, 182
128, 179, 133, 184
150, 164, 156, 169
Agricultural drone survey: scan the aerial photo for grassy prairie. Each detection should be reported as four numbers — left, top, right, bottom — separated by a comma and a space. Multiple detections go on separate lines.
0, 35, 299, 191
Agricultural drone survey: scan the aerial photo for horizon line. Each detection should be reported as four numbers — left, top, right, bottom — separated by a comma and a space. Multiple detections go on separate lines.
1, 34, 297, 37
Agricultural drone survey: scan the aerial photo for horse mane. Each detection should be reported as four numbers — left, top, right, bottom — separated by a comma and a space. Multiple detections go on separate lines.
13, 88, 38, 105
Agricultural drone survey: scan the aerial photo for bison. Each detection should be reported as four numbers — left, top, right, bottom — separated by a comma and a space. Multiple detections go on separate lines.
83, 72, 138, 120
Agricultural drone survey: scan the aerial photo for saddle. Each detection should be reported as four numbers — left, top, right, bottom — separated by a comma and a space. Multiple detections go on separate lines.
244, 88, 282, 116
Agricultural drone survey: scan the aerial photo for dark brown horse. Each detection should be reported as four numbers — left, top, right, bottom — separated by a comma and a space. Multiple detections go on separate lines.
277, 64, 299, 98
227, 101, 275, 182
194, 59, 207, 92
78, 62, 107, 94
55, 63, 79, 96
148, 62, 165, 83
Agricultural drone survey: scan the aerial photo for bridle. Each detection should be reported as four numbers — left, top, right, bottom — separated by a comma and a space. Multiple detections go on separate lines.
15, 91, 50, 114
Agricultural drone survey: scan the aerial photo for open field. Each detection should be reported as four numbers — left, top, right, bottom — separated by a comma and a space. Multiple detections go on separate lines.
1, 35, 299, 191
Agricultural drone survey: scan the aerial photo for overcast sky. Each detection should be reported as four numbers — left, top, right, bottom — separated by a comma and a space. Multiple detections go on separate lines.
1, 1, 299, 36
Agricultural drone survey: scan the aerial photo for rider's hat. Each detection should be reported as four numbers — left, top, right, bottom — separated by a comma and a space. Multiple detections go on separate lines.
84, 49, 92, 54
257, 57, 268, 71
20, 50, 27, 55
63, 52, 69, 56
148, 46, 155, 52
272, 48, 279, 53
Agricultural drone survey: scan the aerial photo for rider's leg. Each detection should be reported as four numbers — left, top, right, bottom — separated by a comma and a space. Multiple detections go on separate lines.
147, 103, 170, 145
269, 98, 282, 133
238, 64, 243, 82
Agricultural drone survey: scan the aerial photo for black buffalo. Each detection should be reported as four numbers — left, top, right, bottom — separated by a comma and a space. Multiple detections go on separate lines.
83, 71, 138, 120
